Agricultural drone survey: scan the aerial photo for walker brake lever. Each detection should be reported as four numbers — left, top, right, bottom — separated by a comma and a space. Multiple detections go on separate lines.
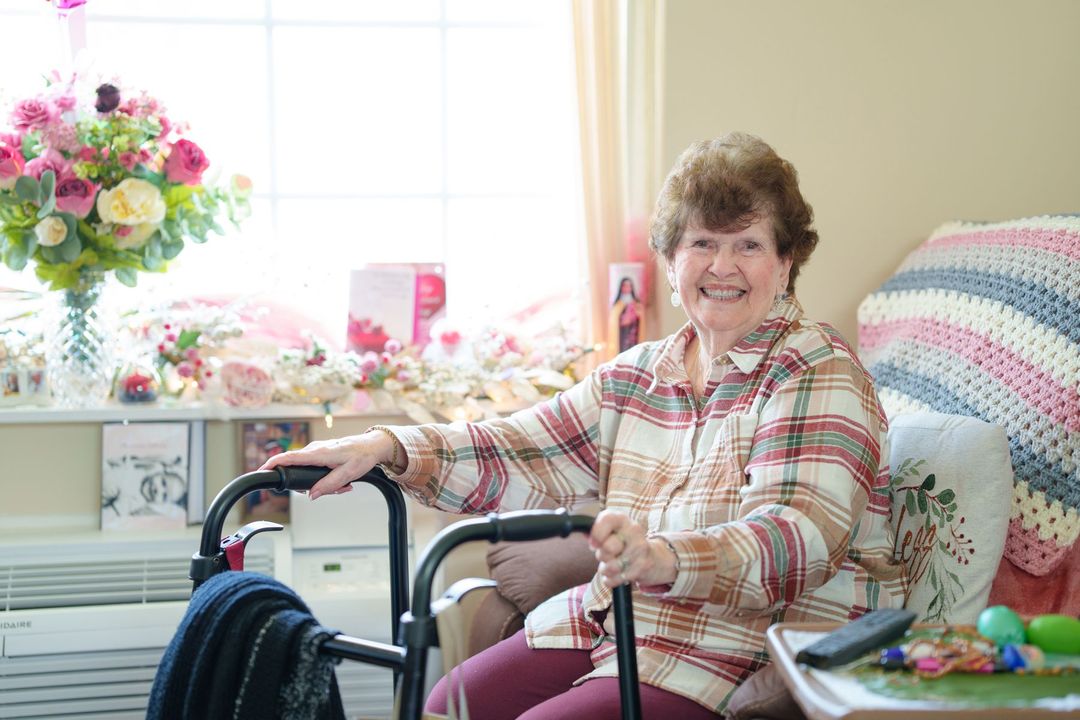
220, 520, 283, 571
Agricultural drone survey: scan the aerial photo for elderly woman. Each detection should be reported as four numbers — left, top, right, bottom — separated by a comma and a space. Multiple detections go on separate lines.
263, 132, 907, 718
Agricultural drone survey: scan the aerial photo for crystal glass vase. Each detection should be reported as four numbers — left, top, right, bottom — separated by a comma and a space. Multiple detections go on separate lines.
46, 271, 114, 408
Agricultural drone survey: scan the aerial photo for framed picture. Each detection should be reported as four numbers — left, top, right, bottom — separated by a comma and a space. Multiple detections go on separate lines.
608, 262, 647, 355
101, 422, 191, 531
347, 263, 446, 352
238, 421, 311, 525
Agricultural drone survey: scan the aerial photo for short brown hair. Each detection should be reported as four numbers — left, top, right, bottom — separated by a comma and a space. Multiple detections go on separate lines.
649, 132, 818, 293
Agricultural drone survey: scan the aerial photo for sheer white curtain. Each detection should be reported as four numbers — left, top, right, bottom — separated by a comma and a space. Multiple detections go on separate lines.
571, 0, 664, 350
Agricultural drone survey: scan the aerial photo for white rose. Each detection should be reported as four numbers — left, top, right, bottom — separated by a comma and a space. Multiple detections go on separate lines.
114, 222, 159, 250
96, 178, 166, 225
34, 216, 68, 247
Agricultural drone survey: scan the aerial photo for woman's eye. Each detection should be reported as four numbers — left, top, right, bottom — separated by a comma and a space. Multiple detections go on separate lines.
691, 239, 710, 248
740, 241, 762, 252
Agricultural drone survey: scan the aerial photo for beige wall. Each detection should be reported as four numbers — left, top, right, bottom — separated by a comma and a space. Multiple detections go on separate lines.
655, 0, 1080, 343
1, 415, 404, 524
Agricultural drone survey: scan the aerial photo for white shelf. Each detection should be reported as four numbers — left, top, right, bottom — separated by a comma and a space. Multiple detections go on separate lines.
0, 400, 408, 425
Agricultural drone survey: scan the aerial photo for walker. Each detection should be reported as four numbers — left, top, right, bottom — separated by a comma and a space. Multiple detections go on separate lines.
189, 465, 643, 720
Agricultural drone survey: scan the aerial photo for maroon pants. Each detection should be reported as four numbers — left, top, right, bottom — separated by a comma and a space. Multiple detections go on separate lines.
424, 629, 719, 720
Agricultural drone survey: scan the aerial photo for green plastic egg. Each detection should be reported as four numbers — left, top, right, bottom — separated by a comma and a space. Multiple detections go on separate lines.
1026, 614, 1080, 655
976, 605, 1026, 646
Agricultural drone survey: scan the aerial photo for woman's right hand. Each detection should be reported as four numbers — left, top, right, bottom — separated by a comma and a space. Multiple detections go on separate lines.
259, 430, 397, 501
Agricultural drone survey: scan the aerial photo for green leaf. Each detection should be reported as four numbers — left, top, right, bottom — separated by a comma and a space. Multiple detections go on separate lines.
920, 474, 936, 492
947, 503, 957, 513
115, 266, 138, 286
4, 241, 28, 270
20, 133, 36, 160
56, 211, 77, 238
142, 236, 164, 270
937, 489, 955, 505
14, 176, 39, 204
132, 166, 165, 187
0, 193, 21, 206
40, 245, 60, 263
35, 197, 56, 219
57, 232, 82, 262
905, 491, 916, 517
177, 329, 201, 350
39, 170, 55, 203
917, 489, 928, 513
161, 238, 184, 260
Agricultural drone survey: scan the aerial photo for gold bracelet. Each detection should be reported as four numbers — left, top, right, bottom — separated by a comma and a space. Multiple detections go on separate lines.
650, 534, 680, 575
366, 425, 400, 472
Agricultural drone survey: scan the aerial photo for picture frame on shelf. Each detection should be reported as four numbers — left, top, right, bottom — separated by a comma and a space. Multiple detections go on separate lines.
237, 420, 311, 525
101, 421, 194, 531
0, 365, 49, 407
347, 263, 446, 352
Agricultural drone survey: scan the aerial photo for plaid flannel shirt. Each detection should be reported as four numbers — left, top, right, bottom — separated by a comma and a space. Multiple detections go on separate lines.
389, 297, 907, 712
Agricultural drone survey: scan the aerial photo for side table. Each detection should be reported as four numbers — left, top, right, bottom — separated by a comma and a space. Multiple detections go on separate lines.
765, 622, 1080, 719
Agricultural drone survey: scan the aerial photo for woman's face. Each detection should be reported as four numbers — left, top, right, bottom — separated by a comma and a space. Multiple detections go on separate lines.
667, 215, 791, 354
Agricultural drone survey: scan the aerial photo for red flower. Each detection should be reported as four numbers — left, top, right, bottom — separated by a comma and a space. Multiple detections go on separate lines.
164, 138, 210, 185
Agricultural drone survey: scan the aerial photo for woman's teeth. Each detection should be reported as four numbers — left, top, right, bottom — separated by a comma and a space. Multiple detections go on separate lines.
701, 288, 745, 300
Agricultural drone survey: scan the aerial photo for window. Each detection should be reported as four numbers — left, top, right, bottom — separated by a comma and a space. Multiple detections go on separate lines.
0, 0, 584, 346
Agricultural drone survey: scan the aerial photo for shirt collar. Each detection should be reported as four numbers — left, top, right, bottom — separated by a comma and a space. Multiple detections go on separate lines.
648, 295, 804, 390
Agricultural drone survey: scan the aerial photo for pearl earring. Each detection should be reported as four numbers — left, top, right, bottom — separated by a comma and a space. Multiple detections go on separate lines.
670, 291, 682, 308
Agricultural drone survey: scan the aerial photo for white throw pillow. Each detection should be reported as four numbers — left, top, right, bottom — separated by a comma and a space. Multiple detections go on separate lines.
886, 412, 1012, 624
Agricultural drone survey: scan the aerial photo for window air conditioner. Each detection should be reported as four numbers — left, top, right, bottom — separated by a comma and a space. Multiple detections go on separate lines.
0, 531, 397, 720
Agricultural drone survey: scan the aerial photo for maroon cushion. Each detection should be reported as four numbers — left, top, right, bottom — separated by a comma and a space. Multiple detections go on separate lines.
486, 533, 597, 614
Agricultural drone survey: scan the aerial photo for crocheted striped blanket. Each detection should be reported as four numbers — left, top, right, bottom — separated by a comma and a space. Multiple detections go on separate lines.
858, 216, 1079, 576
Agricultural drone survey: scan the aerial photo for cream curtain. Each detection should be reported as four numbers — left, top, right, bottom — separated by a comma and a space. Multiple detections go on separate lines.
571, 0, 665, 351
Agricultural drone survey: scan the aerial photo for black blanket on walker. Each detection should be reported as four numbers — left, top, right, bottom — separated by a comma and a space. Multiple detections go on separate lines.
148, 571, 346, 720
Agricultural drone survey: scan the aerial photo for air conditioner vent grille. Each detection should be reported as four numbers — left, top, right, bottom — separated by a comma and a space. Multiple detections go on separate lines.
1, 555, 272, 611
0, 647, 163, 720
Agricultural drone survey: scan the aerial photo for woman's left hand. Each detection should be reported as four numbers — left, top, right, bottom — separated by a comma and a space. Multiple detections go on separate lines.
589, 509, 678, 589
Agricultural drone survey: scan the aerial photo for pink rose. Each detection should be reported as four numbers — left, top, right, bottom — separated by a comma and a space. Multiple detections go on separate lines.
119, 151, 138, 170
163, 139, 209, 185
0, 144, 25, 191
78, 146, 96, 162
24, 148, 69, 181
11, 98, 53, 131
54, 175, 99, 218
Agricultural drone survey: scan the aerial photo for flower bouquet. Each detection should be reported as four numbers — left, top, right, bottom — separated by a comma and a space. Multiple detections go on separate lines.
0, 71, 250, 405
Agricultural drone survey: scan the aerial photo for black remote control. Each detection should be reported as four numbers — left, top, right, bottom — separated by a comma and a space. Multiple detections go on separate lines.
794, 608, 916, 669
